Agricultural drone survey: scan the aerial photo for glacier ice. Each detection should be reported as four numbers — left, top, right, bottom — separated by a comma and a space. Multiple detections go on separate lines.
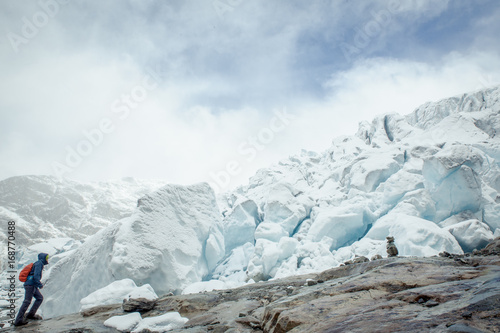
261, 182, 313, 235
254, 222, 288, 242
377, 170, 424, 204
42, 183, 224, 318
246, 237, 302, 281
104, 311, 188, 333
21, 238, 81, 267
80, 279, 157, 311
131, 312, 189, 333
214, 86, 500, 285
210, 242, 254, 286
104, 312, 143, 332
307, 205, 368, 250
222, 199, 259, 252
364, 212, 463, 256
443, 219, 494, 252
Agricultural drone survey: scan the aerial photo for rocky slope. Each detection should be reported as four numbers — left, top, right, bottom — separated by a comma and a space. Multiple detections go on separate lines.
3, 238, 499, 333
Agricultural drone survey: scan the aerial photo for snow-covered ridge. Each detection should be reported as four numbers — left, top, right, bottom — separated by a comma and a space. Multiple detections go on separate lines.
406, 87, 500, 130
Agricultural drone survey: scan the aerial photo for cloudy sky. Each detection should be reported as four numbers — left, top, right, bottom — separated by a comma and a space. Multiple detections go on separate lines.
1, 0, 499, 191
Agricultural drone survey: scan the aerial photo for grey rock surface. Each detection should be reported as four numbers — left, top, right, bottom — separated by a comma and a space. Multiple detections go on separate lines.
3, 246, 499, 333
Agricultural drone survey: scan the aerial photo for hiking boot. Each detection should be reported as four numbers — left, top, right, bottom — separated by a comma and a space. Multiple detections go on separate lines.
13, 320, 29, 326
26, 314, 43, 320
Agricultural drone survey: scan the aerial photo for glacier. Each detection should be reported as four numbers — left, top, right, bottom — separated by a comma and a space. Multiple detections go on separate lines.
217, 86, 500, 283
1, 86, 499, 320
41, 183, 224, 318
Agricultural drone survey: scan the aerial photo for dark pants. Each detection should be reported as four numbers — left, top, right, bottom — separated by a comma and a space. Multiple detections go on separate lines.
14, 285, 43, 324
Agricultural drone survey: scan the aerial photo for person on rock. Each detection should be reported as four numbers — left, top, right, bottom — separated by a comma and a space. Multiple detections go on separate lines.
14, 253, 49, 326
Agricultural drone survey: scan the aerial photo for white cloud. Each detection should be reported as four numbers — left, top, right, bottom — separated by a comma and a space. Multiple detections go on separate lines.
56, 51, 499, 191
287, 51, 500, 153
0, 1, 499, 191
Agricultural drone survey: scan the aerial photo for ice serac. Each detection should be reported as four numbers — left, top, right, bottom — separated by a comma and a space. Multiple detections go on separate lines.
222, 199, 259, 252
307, 204, 368, 250
365, 212, 463, 256
42, 183, 224, 318
262, 182, 313, 235
442, 219, 494, 252
422, 145, 484, 221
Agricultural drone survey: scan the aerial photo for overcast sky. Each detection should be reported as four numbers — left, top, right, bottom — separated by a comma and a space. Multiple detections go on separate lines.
1, 0, 499, 191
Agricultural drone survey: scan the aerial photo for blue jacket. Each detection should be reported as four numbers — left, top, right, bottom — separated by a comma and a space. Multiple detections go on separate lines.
25, 253, 48, 288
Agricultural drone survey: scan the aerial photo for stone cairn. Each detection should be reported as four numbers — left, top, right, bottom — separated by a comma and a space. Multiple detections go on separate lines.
386, 236, 398, 257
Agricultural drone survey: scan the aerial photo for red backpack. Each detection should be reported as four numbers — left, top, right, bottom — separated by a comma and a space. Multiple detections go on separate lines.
19, 263, 34, 282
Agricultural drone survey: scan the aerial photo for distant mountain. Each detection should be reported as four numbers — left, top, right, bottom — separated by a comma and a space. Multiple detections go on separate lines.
0, 176, 165, 259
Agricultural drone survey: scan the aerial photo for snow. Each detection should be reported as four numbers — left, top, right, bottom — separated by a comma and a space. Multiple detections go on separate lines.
132, 312, 188, 333
80, 279, 158, 311
333, 237, 386, 263
128, 284, 158, 300
104, 312, 142, 332
104, 312, 188, 333
182, 280, 227, 294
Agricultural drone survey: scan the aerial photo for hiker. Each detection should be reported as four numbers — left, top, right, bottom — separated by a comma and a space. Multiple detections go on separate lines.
14, 253, 49, 326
